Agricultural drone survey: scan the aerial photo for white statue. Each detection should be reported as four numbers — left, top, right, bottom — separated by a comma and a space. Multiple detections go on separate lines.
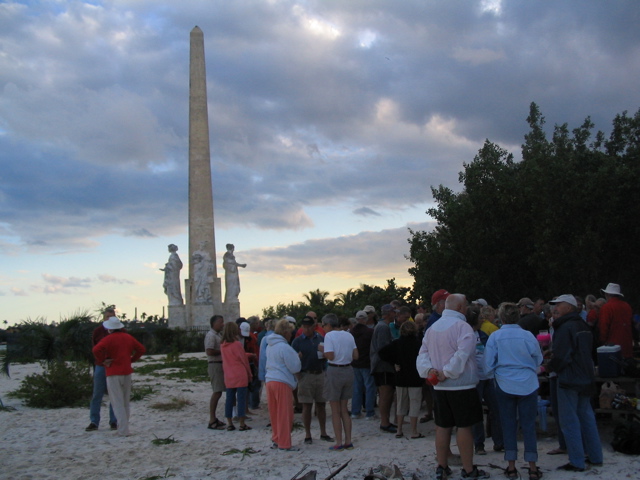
161, 244, 183, 305
223, 243, 246, 304
192, 242, 214, 304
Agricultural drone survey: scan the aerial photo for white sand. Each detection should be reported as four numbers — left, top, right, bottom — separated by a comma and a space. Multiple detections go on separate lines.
1, 353, 638, 480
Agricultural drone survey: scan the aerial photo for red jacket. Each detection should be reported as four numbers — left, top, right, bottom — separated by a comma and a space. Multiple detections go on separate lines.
599, 296, 634, 358
92, 331, 146, 376
221, 340, 252, 388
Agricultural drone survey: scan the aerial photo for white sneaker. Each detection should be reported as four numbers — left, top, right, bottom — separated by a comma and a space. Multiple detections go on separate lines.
351, 413, 363, 419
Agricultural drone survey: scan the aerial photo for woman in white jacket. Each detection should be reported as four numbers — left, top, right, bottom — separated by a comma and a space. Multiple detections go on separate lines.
265, 318, 302, 451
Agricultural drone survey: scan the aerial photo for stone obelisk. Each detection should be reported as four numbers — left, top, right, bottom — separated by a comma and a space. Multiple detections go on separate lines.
186, 26, 222, 326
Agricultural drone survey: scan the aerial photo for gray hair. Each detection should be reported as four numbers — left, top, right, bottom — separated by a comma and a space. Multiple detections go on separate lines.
321, 313, 339, 328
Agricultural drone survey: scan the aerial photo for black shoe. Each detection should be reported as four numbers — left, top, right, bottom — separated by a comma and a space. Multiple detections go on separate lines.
435, 465, 452, 480
557, 463, 584, 472
420, 414, 433, 423
85, 423, 98, 432
460, 466, 490, 479
110, 423, 118, 430
304, 437, 312, 445
380, 424, 397, 433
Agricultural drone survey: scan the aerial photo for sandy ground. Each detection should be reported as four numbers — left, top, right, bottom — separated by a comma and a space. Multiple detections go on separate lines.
1, 353, 639, 480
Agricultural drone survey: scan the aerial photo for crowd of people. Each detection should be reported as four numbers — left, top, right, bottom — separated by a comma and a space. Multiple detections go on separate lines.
86, 282, 638, 480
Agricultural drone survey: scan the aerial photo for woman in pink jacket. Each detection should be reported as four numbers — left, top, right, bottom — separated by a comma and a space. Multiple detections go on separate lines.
221, 321, 253, 431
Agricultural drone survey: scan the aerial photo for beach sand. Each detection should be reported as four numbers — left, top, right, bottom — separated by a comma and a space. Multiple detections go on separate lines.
1, 353, 638, 480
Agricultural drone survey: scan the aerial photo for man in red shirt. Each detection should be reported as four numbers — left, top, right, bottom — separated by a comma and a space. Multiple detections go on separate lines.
599, 283, 634, 358
86, 307, 118, 432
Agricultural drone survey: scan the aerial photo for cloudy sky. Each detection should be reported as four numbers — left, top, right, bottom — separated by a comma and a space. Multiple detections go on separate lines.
1, 1, 639, 324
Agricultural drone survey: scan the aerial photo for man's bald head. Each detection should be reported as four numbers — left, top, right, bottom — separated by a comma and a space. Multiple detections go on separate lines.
445, 294, 468, 313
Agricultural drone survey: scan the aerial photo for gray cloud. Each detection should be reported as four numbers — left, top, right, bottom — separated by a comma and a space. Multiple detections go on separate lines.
97, 274, 134, 285
353, 207, 381, 217
241, 221, 434, 278
0, 1, 638, 252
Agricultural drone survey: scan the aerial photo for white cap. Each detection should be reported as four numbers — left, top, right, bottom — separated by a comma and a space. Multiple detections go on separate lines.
240, 322, 251, 337
549, 294, 578, 308
473, 298, 488, 307
283, 315, 296, 324
355, 310, 367, 319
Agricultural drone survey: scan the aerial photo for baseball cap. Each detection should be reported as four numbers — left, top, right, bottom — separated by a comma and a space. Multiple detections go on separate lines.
363, 305, 375, 314
239, 322, 251, 337
549, 294, 578, 307
517, 297, 534, 309
431, 289, 450, 306
355, 310, 367, 319
300, 316, 315, 326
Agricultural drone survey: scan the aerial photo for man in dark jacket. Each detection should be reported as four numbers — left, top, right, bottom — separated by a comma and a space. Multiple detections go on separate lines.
547, 294, 603, 472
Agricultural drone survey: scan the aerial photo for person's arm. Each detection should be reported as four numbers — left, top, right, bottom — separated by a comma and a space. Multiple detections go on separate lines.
92, 339, 106, 364
598, 305, 611, 345
131, 336, 146, 362
442, 324, 475, 379
352, 348, 359, 361
284, 345, 302, 374
416, 336, 434, 378
547, 327, 572, 373
482, 334, 498, 377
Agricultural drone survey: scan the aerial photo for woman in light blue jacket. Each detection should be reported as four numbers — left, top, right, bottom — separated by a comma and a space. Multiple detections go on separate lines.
484, 303, 543, 480
266, 319, 301, 451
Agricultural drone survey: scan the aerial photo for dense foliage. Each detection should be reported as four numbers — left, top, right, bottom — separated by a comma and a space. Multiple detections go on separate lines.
260, 279, 411, 320
408, 103, 640, 309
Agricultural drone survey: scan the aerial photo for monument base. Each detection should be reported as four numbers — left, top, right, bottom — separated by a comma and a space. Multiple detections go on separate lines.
190, 303, 215, 327
168, 305, 187, 329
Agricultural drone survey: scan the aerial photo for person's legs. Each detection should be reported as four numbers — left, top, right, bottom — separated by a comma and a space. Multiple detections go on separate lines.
316, 402, 329, 437
351, 368, 364, 416
209, 391, 222, 424
249, 378, 261, 409
340, 399, 353, 445
517, 389, 539, 463
484, 378, 503, 449
236, 387, 248, 427
120, 375, 132, 436
329, 400, 343, 445
472, 381, 486, 449
266, 382, 279, 445
225, 388, 236, 426
363, 369, 377, 417
549, 376, 566, 451
435, 426, 453, 468
106, 375, 127, 436
378, 384, 394, 427
302, 403, 313, 438
268, 381, 293, 448
576, 393, 603, 464
89, 365, 108, 426
456, 426, 475, 473
557, 387, 585, 469
495, 382, 518, 462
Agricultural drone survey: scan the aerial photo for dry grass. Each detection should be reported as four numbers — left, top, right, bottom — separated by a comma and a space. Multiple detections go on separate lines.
149, 396, 193, 411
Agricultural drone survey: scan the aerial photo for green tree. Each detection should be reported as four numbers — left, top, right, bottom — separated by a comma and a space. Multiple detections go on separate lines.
408, 103, 640, 308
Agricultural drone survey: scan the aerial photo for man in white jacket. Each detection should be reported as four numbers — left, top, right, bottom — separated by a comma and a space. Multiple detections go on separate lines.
417, 294, 489, 480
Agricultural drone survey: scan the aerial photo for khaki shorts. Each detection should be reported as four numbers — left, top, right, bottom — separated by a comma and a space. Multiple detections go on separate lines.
323, 365, 353, 402
396, 386, 422, 417
208, 362, 225, 393
297, 372, 326, 403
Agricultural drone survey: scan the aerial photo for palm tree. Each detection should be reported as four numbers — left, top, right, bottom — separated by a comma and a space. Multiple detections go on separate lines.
303, 289, 331, 309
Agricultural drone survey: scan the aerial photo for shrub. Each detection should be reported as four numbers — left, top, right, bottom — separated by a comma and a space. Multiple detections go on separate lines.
10, 361, 92, 408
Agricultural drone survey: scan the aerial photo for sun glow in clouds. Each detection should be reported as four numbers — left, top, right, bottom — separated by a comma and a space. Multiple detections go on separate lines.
293, 5, 341, 39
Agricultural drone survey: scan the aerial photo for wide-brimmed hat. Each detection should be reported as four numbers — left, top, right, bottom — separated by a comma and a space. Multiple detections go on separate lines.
601, 283, 623, 297
549, 294, 578, 308
103, 317, 124, 330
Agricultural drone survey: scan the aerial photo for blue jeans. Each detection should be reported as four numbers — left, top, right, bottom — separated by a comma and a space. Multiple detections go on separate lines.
249, 378, 262, 409
351, 367, 376, 417
473, 379, 503, 449
557, 387, 603, 469
495, 382, 538, 462
89, 365, 116, 426
549, 376, 566, 450
225, 387, 248, 419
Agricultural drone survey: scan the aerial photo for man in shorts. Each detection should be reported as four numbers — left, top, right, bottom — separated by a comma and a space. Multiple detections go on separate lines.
205, 314, 226, 429
321, 314, 358, 450
417, 294, 489, 480
291, 316, 333, 444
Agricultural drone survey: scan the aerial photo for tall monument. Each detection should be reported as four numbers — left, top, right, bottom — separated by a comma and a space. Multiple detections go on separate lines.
166, 27, 244, 328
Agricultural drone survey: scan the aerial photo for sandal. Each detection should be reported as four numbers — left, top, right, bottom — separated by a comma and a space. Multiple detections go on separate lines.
226, 425, 236, 431
411, 433, 425, 439
208, 419, 225, 430
546, 448, 566, 455
238, 424, 252, 431
528, 468, 543, 480
504, 467, 518, 479
395, 433, 404, 438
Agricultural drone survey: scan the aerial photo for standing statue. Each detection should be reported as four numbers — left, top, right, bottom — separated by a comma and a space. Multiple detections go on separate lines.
161, 244, 183, 305
192, 242, 214, 304
223, 243, 246, 304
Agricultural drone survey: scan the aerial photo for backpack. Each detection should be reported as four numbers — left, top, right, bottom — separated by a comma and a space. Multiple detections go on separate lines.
611, 420, 640, 455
